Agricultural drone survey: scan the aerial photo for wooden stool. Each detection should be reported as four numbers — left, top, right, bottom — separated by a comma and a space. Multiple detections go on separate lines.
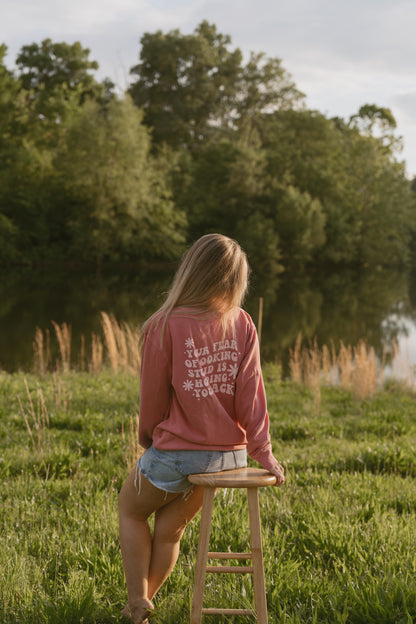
188, 467, 277, 624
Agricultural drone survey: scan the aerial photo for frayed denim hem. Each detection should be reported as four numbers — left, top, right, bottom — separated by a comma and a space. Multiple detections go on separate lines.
135, 462, 189, 501
134, 462, 142, 495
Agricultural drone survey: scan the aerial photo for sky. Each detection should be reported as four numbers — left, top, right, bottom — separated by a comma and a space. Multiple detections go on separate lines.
2, 0, 416, 178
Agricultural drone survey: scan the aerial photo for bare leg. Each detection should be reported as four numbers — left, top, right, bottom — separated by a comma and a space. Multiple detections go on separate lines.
119, 469, 177, 622
119, 468, 203, 622
148, 486, 204, 599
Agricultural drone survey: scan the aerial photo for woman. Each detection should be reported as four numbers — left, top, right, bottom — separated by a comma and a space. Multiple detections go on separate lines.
119, 233, 285, 623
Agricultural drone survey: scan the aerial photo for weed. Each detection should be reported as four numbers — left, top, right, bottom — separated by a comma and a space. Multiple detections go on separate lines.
18, 378, 50, 452
121, 412, 142, 471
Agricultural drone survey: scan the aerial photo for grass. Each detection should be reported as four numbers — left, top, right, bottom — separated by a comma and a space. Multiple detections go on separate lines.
33, 313, 142, 376
1, 356, 416, 622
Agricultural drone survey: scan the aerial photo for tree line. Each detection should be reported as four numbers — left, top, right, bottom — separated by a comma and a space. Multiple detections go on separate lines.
1, 21, 415, 276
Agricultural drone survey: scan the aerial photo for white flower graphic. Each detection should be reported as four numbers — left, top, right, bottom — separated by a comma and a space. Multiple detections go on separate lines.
183, 379, 194, 391
185, 338, 195, 349
228, 363, 238, 379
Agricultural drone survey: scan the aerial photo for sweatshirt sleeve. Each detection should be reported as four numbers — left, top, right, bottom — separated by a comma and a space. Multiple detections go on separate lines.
138, 325, 172, 449
234, 320, 280, 472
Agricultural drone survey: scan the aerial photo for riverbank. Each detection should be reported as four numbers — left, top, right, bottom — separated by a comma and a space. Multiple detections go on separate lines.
1, 368, 415, 623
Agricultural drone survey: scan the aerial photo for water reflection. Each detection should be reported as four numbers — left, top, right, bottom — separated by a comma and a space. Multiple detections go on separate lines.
0, 267, 173, 371
243, 268, 415, 370
0, 266, 415, 373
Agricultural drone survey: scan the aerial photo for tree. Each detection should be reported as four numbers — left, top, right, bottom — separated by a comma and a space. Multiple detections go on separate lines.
0, 58, 83, 262
257, 107, 416, 268
129, 21, 303, 149
0, 44, 30, 263
17, 39, 97, 92
349, 104, 397, 139
0, 44, 19, 179
129, 21, 242, 148
15, 39, 113, 117
343, 127, 415, 267
0, 40, 186, 266
271, 185, 326, 267
53, 95, 187, 265
235, 52, 304, 134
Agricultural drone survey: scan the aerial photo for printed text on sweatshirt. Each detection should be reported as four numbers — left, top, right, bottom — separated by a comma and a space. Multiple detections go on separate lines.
138, 308, 280, 472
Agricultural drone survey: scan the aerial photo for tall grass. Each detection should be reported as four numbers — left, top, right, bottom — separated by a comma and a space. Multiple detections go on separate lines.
33, 326, 51, 376
289, 335, 393, 407
18, 378, 50, 452
101, 312, 141, 375
32, 315, 414, 399
51, 321, 72, 373
33, 312, 141, 376
121, 412, 142, 471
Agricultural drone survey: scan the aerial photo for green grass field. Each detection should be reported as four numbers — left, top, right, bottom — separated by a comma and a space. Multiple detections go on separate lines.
1, 365, 415, 623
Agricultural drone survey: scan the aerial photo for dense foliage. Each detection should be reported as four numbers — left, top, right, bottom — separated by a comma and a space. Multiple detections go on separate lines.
1, 23, 415, 270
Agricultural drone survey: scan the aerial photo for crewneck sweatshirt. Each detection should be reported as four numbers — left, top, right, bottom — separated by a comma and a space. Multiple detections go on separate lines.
138, 307, 280, 473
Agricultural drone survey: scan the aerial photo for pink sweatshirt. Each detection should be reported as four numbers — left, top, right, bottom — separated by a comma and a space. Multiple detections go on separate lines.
138, 307, 280, 473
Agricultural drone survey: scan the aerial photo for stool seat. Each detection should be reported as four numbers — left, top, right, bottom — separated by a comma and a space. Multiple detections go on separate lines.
189, 467, 276, 624
188, 466, 277, 488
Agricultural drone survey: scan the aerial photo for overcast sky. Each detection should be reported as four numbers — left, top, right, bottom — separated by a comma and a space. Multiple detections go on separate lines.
2, 0, 416, 178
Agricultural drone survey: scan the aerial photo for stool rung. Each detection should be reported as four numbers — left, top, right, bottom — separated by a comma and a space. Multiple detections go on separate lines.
207, 552, 252, 560
202, 608, 255, 616
206, 565, 253, 574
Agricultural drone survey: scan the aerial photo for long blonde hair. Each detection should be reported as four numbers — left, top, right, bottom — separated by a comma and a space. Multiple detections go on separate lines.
141, 233, 250, 346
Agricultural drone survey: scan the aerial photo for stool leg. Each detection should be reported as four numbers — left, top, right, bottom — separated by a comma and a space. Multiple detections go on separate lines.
247, 488, 268, 624
191, 487, 215, 624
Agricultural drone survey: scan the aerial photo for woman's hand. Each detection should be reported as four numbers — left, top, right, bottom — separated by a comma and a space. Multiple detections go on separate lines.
271, 462, 285, 486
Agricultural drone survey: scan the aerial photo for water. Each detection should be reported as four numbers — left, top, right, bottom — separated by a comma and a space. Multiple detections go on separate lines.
1, 266, 415, 374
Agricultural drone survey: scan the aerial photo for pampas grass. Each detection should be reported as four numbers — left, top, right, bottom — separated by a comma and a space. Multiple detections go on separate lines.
32, 316, 416, 400
289, 335, 385, 401
52, 321, 71, 373
32, 313, 141, 376
101, 312, 141, 375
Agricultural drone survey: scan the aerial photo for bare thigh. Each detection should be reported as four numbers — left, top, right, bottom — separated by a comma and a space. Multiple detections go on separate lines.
119, 468, 204, 532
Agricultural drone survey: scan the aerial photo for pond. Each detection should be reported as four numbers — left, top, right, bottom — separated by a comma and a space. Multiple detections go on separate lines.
1, 265, 415, 375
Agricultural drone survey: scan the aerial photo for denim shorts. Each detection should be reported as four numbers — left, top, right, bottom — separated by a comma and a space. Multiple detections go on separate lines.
137, 446, 247, 493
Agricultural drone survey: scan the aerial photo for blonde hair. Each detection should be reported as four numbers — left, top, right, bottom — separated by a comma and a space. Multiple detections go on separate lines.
141, 233, 250, 345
